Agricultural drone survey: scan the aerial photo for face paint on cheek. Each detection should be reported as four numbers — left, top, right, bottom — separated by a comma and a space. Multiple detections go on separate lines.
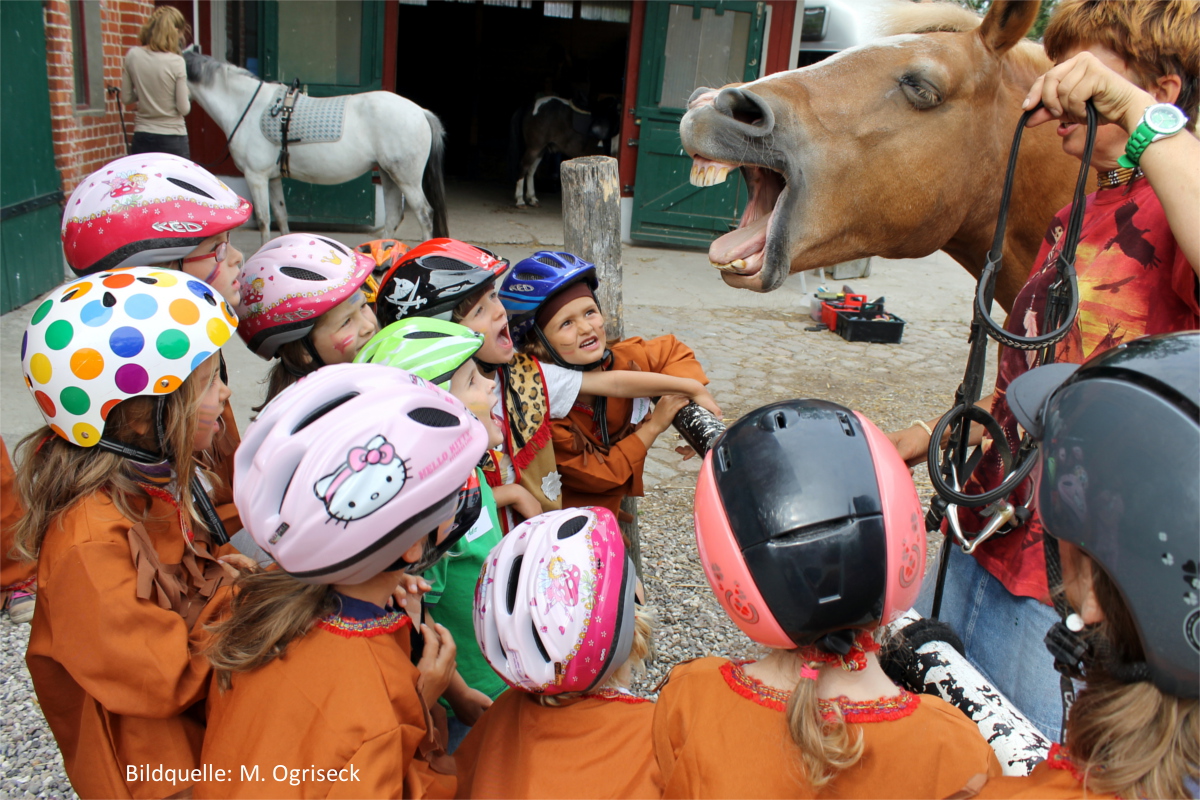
332, 333, 357, 354
196, 401, 223, 433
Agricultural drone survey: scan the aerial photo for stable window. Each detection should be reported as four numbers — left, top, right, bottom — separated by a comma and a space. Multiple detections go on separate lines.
69, 0, 105, 115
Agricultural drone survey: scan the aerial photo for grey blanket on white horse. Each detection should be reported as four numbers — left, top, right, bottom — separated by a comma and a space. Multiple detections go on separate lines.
259, 87, 347, 145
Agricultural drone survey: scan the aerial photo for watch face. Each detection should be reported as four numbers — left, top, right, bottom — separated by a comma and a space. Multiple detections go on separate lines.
1147, 104, 1186, 134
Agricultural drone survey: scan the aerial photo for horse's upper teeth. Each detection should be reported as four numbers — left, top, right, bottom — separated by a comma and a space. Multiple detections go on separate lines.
690, 163, 733, 187
711, 259, 748, 273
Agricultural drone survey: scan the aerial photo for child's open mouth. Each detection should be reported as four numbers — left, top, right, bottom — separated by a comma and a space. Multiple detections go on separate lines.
580, 335, 600, 351
496, 322, 512, 351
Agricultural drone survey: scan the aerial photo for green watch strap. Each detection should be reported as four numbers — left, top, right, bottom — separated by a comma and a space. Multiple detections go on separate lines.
1118, 123, 1156, 169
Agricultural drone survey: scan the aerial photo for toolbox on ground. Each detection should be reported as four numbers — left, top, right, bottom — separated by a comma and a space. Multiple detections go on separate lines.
819, 294, 867, 330
833, 307, 906, 344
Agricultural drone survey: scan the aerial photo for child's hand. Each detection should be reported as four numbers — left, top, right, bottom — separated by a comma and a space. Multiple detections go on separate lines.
217, 554, 259, 580
650, 394, 691, 434
691, 388, 722, 419
445, 685, 494, 727
493, 484, 542, 522
415, 618, 457, 708
392, 574, 432, 610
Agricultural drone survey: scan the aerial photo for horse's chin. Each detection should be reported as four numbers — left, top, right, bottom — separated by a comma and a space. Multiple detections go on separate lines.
696, 162, 793, 292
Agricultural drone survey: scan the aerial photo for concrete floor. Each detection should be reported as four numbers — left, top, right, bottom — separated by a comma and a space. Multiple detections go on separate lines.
1, 178, 989, 448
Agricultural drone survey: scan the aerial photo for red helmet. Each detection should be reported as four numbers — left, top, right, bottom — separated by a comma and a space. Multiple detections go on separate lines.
61, 153, 253, 276
694, 399, 924, 649
375, 238, 508, 326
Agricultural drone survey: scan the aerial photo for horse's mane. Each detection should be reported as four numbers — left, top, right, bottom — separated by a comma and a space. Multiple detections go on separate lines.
876, 1, 1050, 78
183, 50, 261, 86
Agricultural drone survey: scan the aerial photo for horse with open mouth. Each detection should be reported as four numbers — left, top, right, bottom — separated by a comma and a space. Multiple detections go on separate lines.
680, 0, 1088, 313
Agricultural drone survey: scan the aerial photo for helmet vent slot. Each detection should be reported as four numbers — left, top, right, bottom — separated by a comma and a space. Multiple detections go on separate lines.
421, 256, 470, 272
516, 273, 543, 281
717, 445, 732, 472
836, 411, 856, 437
408, 407, 460, 428
279, 267, 327, 282
166, 177, 215, 200
315, 236, 350, 255
291, 392, 359, 434
535, 256, 561, 267
556, 515, 589, 540
405, 330, 449, 340
506, 554, 523, 613
775, 412, 788, 429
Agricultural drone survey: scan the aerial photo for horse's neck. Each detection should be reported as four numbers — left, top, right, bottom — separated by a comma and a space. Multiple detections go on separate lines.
190, 72, 266, 135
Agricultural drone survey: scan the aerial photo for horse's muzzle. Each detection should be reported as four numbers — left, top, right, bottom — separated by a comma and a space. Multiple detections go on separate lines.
710, 87, 774, 137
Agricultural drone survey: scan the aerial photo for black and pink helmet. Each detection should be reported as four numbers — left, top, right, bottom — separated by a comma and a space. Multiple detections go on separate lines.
694, 399, 925, 649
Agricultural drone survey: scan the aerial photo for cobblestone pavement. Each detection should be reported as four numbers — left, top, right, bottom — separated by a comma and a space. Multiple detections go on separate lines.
2, 211, 1002, 795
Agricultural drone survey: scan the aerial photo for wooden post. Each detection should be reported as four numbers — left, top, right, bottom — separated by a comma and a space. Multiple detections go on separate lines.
559, 156, 640, 575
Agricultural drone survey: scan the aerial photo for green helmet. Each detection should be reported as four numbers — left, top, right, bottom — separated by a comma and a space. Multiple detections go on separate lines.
354, 318, 484, 390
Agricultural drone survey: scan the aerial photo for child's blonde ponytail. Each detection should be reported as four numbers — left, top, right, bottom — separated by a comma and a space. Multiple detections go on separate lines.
783, 658, 864, 789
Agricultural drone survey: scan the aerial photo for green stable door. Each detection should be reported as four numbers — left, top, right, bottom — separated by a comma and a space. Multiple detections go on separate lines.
629, 1, 766, 248
1, 1, 66, 312
260, 0, 384, 226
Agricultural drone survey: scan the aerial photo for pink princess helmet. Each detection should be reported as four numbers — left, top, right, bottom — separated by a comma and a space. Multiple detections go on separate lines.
475, 507, 637, 694
233, 362, 488, 585
237, 233, 376, 359
693, 399, 924, 650
62, 153, 253, 276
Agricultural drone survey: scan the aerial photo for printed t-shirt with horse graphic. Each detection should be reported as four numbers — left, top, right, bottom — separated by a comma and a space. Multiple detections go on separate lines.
962, 177, 1199, 602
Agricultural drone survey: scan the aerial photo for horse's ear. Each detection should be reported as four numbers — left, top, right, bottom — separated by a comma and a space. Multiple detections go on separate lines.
977, 0, 1040, 57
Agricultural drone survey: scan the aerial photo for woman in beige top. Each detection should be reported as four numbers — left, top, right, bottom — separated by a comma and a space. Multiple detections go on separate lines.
122, 6, 192, 158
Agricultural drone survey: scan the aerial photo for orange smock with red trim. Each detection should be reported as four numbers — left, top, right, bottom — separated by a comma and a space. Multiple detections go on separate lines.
454, 687, 661, 799
198, 605, 453, 799
26, 490, 235, 799
551, 336, 708, 516
948, 745, 1118, 799
1, 437, 35, 592
653, 657, 1001, 799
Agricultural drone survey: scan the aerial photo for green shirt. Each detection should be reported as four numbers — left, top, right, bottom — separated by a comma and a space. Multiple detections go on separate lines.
423, 469, 507, 711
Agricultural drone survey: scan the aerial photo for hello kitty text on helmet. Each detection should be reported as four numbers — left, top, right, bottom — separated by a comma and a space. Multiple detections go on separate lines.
234, 363, 488, 585
22, 267, 238, 448
693, 399, 924, 651
62, 153, 253, 276
237, 234, 376, 359
475, 507, 637, 694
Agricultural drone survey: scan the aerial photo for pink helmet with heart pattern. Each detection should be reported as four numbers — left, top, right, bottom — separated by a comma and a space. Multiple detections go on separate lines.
474, 507, 637, 694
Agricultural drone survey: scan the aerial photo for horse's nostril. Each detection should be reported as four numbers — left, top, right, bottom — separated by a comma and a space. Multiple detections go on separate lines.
714, 87, 771, 130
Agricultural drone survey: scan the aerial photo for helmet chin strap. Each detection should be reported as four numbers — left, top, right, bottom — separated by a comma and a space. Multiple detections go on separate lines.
1043, 534, 1088, 739
96, 396, 230, 546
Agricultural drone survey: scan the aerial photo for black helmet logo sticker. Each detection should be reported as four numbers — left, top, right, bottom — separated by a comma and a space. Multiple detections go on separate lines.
383, 277, 426, 315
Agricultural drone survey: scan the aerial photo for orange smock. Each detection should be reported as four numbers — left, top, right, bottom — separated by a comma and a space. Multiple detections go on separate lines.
198, 610, 453, 799
1, 437, 35, 591
26, 489, 234, 799
551, 335, 709, 516
949, 745, 1117, 799
654, 657, 1001, 799
454, 687, 661, 799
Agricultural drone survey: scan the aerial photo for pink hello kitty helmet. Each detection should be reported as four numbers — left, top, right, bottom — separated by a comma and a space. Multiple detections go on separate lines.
233, 363, 488, 584
475, 507, 637, 694
62, 153, 253, 276
694, 399, 924, 650
237, 234, 376, 359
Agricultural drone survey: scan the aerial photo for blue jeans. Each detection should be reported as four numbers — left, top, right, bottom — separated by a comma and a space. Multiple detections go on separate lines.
916, 544, 1065, 742
446, 715, 471, 754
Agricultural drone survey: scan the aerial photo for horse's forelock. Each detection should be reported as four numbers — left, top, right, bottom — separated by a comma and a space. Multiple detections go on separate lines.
876, 1, 983, 37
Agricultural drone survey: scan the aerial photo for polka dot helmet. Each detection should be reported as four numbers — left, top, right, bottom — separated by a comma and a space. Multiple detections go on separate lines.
21, 267, 238, 447
61, 153, 253, 276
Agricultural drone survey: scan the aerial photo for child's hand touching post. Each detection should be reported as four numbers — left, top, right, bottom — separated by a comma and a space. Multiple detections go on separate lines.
635, 395, 692, 452
415, 617, 458, 709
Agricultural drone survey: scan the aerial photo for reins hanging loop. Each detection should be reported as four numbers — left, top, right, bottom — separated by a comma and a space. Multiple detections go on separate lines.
925, 103, 1097, 549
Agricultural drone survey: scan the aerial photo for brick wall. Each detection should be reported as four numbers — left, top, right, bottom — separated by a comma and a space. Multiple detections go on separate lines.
44, 0, 155, 196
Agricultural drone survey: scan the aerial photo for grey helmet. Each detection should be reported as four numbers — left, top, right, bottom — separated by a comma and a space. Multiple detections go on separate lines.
1008, 331, 1199, 698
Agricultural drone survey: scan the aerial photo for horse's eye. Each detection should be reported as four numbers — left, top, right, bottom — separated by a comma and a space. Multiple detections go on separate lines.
899, 74, 942, 110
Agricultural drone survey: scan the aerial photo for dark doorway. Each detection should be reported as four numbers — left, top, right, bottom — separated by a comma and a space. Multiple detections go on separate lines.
393, 1, 630, 185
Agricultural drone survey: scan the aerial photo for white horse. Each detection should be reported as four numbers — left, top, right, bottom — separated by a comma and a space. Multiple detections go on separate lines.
183, 52, 448, 245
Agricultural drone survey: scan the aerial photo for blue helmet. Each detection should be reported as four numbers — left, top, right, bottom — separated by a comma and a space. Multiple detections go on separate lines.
499, 251, 598, 343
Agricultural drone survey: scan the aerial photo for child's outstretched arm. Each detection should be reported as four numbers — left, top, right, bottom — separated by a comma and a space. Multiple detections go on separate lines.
580, 370, 722, 418
492, 483, 542, 522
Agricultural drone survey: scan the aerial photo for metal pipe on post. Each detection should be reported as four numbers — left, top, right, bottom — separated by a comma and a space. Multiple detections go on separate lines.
560, 156, 643, 571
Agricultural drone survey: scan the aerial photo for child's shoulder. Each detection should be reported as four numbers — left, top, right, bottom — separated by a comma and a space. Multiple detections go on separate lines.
661, 656, 731, 688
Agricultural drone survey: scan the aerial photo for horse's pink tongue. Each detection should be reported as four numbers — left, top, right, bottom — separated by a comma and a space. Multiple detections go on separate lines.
709, 212, 770, 265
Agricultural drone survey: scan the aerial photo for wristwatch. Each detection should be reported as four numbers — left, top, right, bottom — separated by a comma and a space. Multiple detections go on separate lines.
1119, 103, 1187, 169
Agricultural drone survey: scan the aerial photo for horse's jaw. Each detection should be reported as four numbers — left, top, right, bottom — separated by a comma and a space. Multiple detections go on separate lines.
680, 93, 798, 293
